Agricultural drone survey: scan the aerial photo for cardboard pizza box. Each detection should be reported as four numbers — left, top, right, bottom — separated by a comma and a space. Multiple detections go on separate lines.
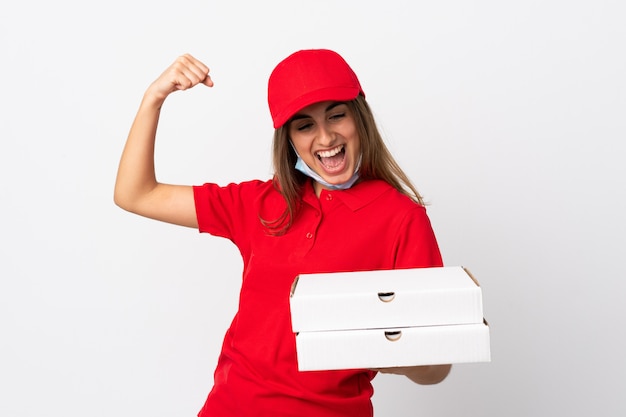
290, 266, 484, 332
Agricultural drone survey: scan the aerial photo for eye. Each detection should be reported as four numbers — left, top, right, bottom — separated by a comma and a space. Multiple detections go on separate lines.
296, 121, 314, 131
329, 112, 345, 121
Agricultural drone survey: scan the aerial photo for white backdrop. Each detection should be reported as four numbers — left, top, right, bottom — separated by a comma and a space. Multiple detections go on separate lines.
1, 1, 625, 416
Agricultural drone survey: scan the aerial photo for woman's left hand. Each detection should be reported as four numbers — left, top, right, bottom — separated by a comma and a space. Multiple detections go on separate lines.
372, 364, 452, 385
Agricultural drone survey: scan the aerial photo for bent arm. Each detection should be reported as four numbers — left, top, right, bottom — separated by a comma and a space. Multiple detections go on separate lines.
114, 54, 214, 228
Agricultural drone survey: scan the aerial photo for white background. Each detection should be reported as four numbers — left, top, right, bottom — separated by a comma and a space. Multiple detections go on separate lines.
1, 1, 625, 416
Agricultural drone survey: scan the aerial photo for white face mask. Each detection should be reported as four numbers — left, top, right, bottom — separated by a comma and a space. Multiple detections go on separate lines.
291, 142, 361, 190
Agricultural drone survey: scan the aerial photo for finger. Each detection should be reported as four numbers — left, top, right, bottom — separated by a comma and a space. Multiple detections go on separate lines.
202, 74, 214, 87
175, 54, 212, 89
179, 53, 209, 74
179, 54, 210, 80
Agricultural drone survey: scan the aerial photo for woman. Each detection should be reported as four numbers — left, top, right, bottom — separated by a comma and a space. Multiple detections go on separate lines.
115, 49, 451, 417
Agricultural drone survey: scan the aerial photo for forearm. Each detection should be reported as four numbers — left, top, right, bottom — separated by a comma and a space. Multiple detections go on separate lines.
403, 364, 451, 385
114, 92, 164, 212
375, 364, 452, 385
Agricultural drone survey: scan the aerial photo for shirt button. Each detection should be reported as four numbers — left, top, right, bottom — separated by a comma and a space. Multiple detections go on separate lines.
306, 232, 313, 239
326, 194, 333, 201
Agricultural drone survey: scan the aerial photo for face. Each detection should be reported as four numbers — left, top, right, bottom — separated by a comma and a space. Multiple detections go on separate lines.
288, 101, 361, 195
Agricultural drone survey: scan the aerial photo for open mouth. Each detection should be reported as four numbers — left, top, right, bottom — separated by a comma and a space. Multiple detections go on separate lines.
316, 145, 346, 171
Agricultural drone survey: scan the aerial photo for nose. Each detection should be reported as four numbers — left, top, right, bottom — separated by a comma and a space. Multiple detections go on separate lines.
317, 123, 335, 147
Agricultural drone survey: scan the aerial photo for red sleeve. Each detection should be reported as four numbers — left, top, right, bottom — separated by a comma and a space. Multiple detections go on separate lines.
393, 205, 444, 269
192, 180, 267, 244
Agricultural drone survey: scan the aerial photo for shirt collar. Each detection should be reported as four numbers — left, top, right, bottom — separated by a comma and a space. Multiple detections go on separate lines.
302, 179, 393, 212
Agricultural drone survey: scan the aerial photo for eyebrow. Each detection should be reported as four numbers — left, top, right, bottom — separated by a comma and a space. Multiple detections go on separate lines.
289, 102, 346, 122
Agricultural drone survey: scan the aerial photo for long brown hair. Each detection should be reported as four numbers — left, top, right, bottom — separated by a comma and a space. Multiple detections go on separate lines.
262, 95, 424, 234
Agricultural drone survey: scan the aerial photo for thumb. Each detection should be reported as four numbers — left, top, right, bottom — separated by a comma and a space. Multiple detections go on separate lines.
202, 73, 214, 88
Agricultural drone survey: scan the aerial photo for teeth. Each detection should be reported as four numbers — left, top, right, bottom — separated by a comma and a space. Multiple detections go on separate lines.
317, 145, 344, 158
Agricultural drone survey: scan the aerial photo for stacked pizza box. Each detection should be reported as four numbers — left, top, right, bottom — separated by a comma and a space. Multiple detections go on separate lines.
289, 266, 491, 371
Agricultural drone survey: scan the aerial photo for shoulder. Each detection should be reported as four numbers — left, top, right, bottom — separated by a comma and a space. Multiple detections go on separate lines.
193, 178, 275, 198
362, 181, 433, 229
192, 179, 280, 221
194, 178, 287, 214
192, 179, 281, 235
351, 180, 425, 211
